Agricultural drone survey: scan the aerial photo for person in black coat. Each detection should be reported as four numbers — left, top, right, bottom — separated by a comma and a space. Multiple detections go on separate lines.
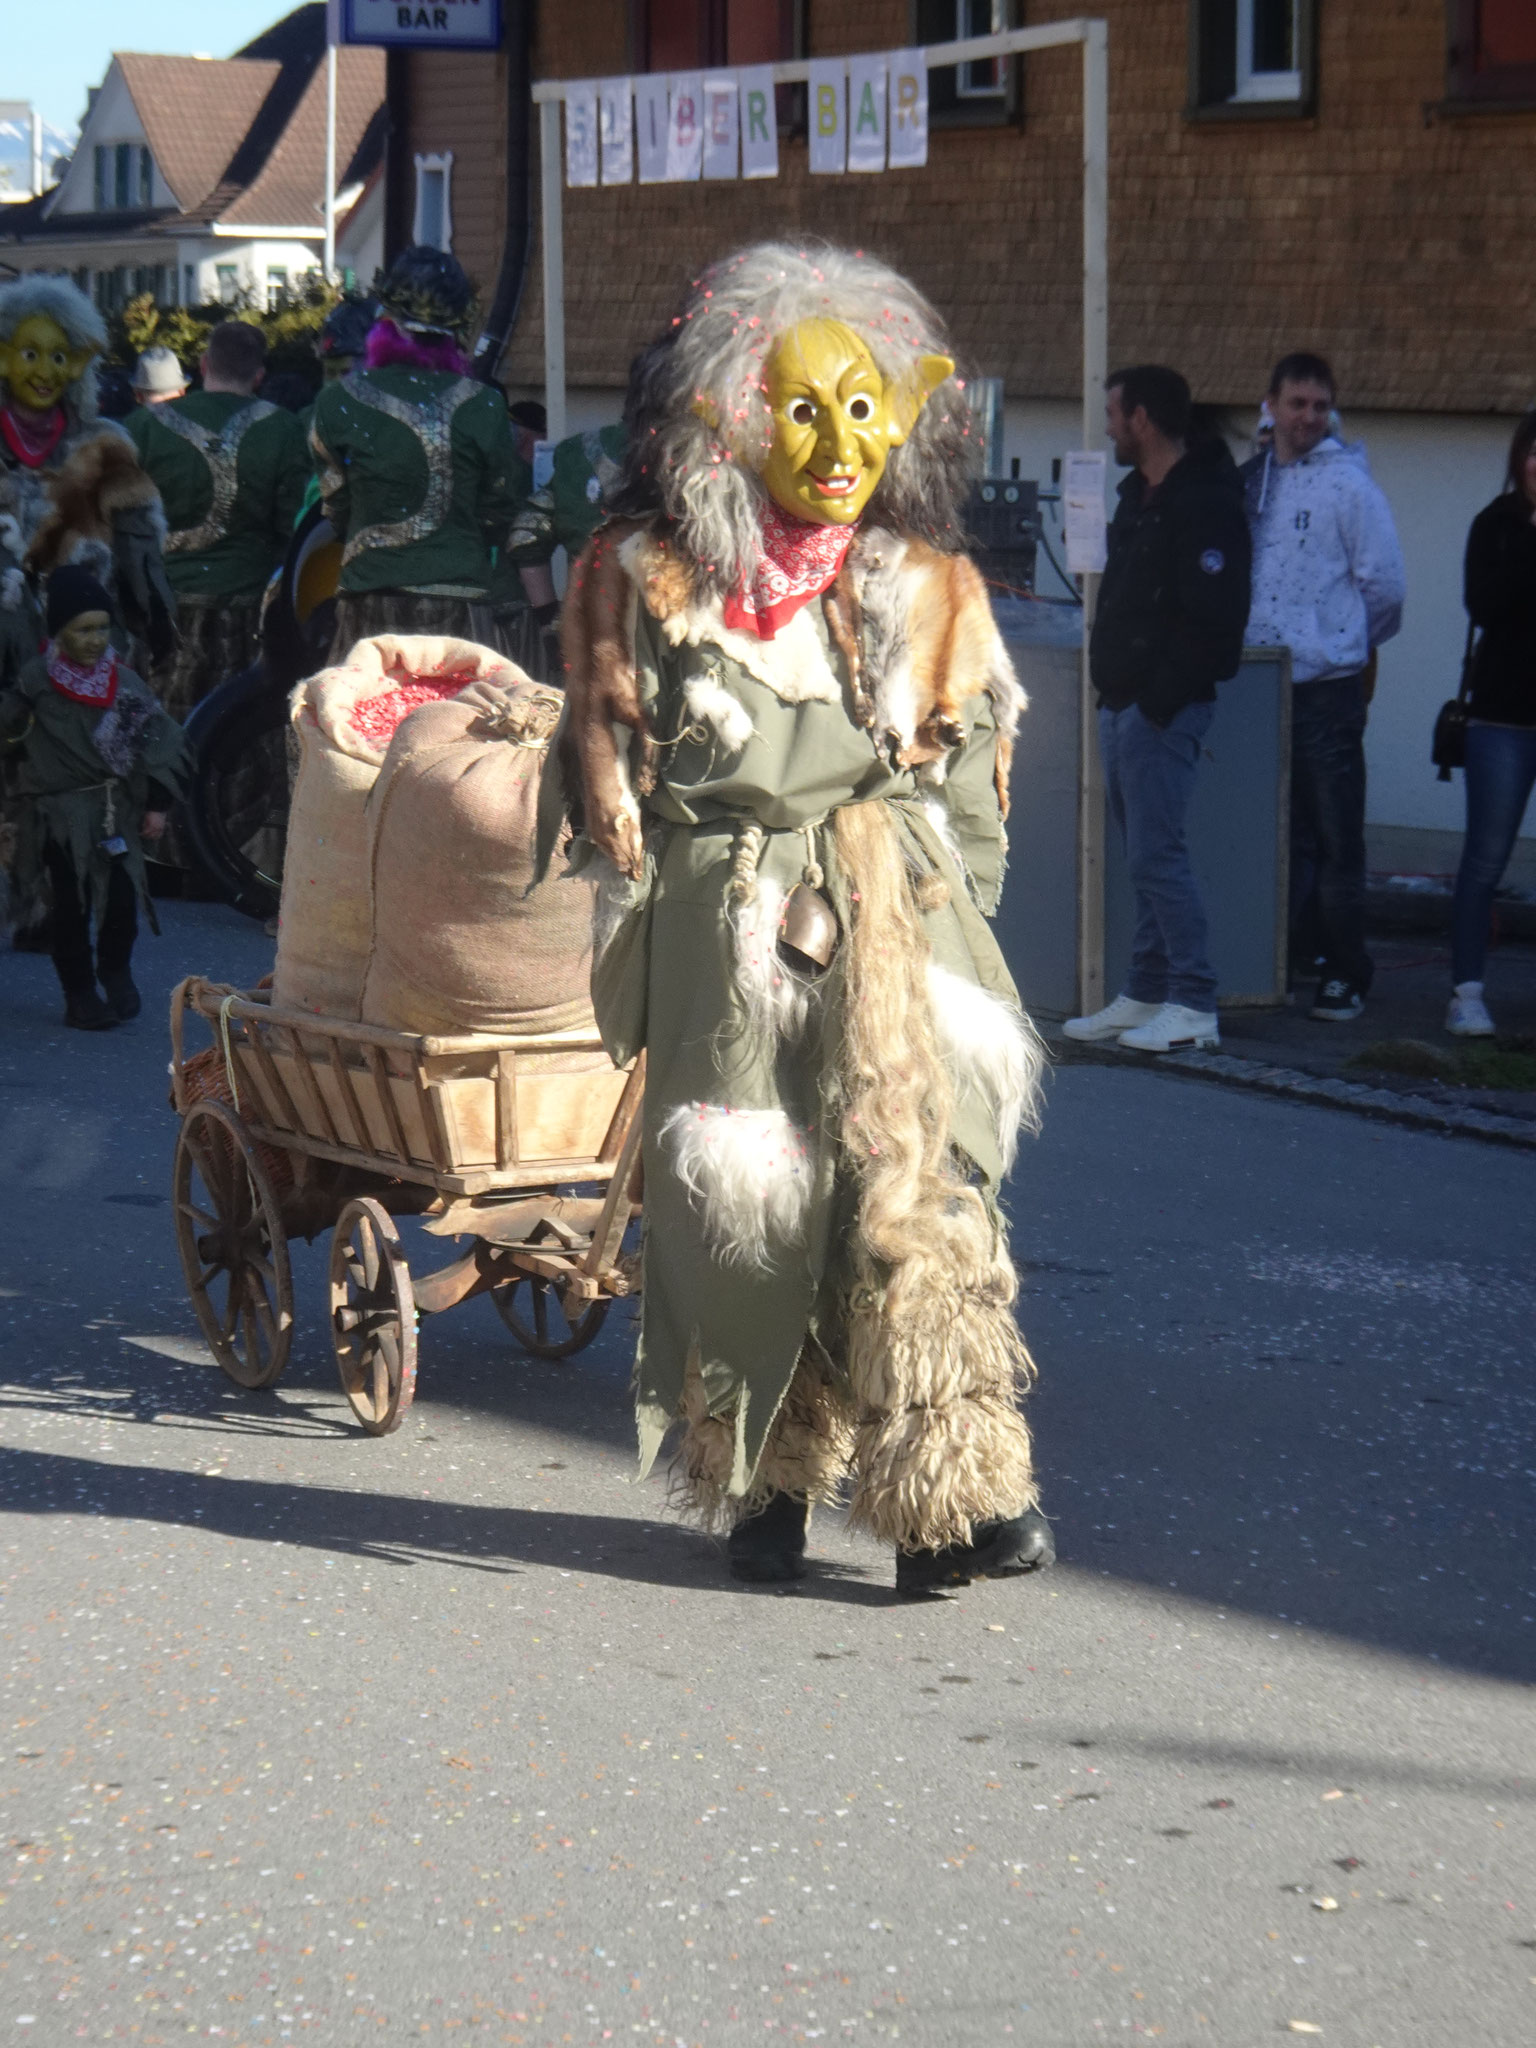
1065, 364, 1251, 1054
1446, 410, 1536, 1038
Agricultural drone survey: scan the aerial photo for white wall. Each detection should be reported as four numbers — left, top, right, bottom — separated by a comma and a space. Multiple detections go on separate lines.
50, 64, 176, 216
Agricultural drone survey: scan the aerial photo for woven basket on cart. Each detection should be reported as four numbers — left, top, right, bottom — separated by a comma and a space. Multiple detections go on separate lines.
176, 1045, 297, 1197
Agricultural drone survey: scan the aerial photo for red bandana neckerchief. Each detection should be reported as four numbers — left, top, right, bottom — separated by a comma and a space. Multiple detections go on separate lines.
46, 644, 119, 708
0, 405, 67, 471
721, 500, 857, 641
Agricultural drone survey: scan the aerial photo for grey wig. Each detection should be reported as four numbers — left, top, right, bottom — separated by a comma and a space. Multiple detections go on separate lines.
611, 241, 975, 594
0, 275, 107, 427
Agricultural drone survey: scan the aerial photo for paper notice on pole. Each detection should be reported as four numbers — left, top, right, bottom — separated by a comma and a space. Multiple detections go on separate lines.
701, 74, 739, 180
1063, 450, 1108, 575
665, 74, 704, 181
808, 60, 846, 175
887, 49, 928, 169
846, 57, 887, 172
565, 84, 598, 188
738, 66, 779, 179
635, 76, 669, 184
598, 78, 633, 185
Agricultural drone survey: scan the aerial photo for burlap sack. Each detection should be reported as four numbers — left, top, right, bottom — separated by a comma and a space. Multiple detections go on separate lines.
361, 681, 606, 1067
271, 636, 526, 1018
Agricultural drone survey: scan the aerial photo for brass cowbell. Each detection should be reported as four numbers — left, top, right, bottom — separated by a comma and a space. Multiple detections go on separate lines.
777, 881, 839, 976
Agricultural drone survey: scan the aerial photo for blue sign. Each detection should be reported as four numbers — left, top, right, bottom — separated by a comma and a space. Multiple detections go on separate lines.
335, 0, 503, 49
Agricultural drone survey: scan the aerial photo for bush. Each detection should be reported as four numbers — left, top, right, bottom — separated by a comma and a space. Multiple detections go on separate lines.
108, 277, 340, 397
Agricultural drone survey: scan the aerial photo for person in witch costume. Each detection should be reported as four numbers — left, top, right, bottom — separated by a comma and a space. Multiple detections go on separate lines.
0, 566, 189, 1030
551, 242, 1054, 1596
309, 247, 525, 657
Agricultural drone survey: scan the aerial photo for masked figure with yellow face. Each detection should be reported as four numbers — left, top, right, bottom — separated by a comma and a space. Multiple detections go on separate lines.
554, 243, 1053, 1597
0, 277, 175, 698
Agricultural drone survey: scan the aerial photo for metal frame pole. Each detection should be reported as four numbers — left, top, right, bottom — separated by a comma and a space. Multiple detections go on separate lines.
323, 42, 339, 283
1077, 18, 1109, 1015
540, 96, 567, 442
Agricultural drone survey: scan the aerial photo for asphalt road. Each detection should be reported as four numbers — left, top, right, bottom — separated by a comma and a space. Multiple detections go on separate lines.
2, 900, 1533, 2048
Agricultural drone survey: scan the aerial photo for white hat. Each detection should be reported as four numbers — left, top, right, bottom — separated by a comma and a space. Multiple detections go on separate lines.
132, 345, 187, 397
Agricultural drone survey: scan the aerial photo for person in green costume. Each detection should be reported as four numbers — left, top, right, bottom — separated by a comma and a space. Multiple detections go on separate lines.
553, 243, 1055, 1597
309, 247, 524, 656
125, 320, 310, 721
0, 565, 189, 1029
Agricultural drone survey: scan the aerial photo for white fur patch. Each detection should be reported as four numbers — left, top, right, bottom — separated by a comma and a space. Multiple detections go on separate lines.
683, 669, 755, 753
674, 599, 841, 705
660, 1102, 816, 1268
730, 878, 815, 1042
927, 963, 1045, 1171
609, 720, 642, 837
0, 566, 23, 612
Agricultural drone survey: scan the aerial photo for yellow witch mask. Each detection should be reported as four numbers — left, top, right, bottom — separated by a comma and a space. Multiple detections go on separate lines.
0, 313, 97, 415
757, 318, 954, 527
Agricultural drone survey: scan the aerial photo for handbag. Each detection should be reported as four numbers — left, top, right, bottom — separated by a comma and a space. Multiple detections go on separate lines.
1431, 622, 1478, 782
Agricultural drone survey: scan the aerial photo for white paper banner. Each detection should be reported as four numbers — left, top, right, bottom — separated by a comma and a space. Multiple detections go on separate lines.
887, 48, 929, 170
846, 57, 887, 173
565, 83, 598, 189
701, 74, 739, 180
635, 76, 670, 185
598, 78, 633, 185
1063, 450, 1108, 575
738, 65, 779, 180
808, 59, 846, 176
665, 73, 704, 181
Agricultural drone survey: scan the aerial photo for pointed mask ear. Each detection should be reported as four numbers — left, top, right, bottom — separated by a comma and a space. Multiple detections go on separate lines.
887, 353, 955, 445
66, 343, 99, 383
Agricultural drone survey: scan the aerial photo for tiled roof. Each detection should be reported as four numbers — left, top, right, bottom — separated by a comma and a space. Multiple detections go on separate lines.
219, 46, 385, 228
114, 53, 281, 213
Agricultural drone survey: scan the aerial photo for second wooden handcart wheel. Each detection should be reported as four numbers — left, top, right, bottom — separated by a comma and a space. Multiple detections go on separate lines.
328, 1197, 418, 1435
172, 1097, 294, 1390
492, 1274, 609, 1360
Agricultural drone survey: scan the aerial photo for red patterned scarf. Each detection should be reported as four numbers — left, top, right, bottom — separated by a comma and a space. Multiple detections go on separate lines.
46, 645, 119, 707
721, 501, 856, 641
1, 405, 67, 471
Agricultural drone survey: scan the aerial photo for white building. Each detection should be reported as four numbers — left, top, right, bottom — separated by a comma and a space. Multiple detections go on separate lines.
0, 5, 383, 311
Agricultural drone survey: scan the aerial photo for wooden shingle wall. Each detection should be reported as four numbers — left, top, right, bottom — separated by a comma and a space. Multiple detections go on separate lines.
405, 0, 1534, 414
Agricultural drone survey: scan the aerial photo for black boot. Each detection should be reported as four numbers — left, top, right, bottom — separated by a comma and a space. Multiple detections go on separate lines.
100, 972, 141, 1020
63, 988, 118, 1031
727, 1491, 810, 1583
896, 1508, 1056, 1600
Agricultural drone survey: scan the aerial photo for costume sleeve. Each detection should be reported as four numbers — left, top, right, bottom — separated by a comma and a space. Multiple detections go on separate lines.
0, 685, 32, 745
139, 698, 193, 802
1341, 470, 1406, 649
257, 410, 313, 561
1141, 485, 1252, 726
937, 690, 1009, 917
465, 393, 526, 554
503, 479, 557, 568
309, 388, 350, 539
112, 501, 178, 664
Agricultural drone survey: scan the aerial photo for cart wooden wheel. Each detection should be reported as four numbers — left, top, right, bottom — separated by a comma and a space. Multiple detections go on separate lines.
328, 1197, 418, 1435
492, 1275, 609, 1360
172, 1097, 294, 1390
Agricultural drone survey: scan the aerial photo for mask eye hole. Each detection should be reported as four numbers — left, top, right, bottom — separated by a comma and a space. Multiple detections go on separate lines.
787, 398, 816, 427
846, 395, 874, 424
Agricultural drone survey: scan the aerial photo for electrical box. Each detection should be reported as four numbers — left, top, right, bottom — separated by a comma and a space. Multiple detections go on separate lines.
964, 477, 1040, 596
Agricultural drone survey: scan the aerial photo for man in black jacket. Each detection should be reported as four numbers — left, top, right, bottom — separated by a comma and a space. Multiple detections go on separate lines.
1065, 365, 1252, 1053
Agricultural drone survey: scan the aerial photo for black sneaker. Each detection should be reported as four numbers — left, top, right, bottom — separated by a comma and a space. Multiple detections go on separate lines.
727, 1491, 809, 1583
896, 1508, 1056, 1599
63, 990, 118, 1031
1310, 977, 1363, 1022
100, 973, 141, 1020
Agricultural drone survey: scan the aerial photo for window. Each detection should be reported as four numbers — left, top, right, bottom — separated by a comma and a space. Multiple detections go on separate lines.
183, 264, 197, 306
1447, 1, 1536, 106
266, 266, 289, 311
631, 1, 800, 70
413, 152, 454, 252
1190, 0, 1315, 118
914, 2, 1022, 128
215, 263, 241, 306
138, 146, 153, 206
113, 142, 131, 208
93, 145, 108, 210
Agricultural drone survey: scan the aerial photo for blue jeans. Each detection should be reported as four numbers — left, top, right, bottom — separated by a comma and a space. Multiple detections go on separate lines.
1451, 721, 1536, 985
1099, 700, 1217, 1011
1289, 674, 1372, 991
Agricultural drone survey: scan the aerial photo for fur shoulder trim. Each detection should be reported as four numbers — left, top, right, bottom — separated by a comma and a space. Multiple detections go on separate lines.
23, 431, 163, 574
558, 520, 655, 878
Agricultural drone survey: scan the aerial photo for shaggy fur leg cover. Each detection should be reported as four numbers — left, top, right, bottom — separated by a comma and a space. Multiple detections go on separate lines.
835, 801, 1039, 1554
672, 1348, 854, 1531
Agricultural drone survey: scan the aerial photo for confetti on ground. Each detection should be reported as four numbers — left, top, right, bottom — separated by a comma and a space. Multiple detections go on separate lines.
1313, 1897, 1340, 1912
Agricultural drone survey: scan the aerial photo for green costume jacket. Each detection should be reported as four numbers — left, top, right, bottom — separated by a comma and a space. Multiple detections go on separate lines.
124, 392, 309, 599
557, 523, 1030, 1490
310, 367, 524, 598
0, 653, 190, 926
504, 424, 624, 571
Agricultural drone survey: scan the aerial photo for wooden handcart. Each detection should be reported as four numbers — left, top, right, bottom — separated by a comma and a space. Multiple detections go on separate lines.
167, 977, 643, 1434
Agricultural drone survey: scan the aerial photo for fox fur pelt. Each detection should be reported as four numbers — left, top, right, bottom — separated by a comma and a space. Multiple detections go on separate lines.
559, 519, 1023, 879
23, 429, 163, 579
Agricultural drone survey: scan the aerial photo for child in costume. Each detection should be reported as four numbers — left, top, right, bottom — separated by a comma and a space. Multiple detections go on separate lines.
0, 566, 189, 1030
554, 242, 1054, 1596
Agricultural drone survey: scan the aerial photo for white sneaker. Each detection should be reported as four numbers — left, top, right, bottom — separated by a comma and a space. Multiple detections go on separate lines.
1117, 1002, 1221, 1053
1061, 993, 1162, 1042
1446, 982, 1495, 1038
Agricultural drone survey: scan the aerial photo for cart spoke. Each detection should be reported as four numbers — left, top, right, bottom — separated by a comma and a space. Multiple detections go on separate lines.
372, 1347, 391, 1420
179, 1200, 220, 1234
359, 1222, 381, 1292
532, 1283, 549, 1344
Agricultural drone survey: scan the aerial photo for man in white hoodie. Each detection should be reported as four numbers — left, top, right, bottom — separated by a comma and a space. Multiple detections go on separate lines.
1243, 353, 1406, 1021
